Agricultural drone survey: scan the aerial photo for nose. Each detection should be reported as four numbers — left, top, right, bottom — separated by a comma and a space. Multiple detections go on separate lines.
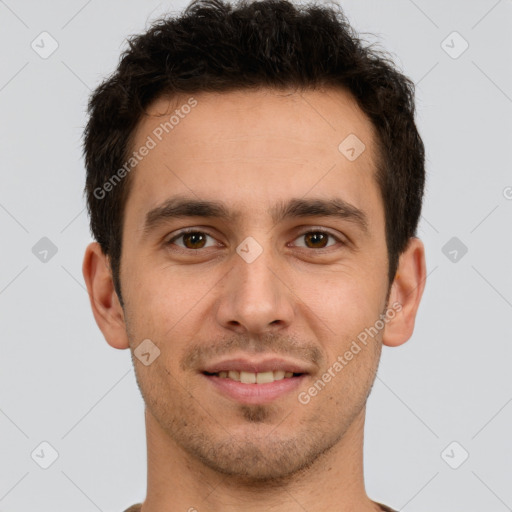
215, 241, 295, 335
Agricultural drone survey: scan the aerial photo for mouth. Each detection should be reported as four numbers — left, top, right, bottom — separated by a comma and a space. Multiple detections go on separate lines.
203, 370, 304, 383
200, 358, 311, 404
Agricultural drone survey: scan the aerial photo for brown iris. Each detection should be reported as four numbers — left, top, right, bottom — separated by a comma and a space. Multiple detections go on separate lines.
303, 232, 329, 249
182, 232, 207, 249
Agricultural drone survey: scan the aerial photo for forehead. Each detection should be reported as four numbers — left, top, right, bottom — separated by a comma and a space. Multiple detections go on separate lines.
125, 87, 382, 229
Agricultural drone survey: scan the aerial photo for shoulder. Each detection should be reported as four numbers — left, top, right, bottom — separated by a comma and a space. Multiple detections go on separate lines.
375, 503, 398, 512
123, 502, 396, 512
123, 504, 142, 512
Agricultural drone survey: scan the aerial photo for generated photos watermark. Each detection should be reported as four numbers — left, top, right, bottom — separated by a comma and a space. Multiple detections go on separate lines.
298, 301, 403, 405
93, 96, 198, 200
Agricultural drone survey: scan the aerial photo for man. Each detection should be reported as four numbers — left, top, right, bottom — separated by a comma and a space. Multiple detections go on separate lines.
82, 0, 426, 510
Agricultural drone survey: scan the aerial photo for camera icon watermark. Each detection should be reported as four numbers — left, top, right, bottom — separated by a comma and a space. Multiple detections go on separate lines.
338, 133, 366, 161
31, 441, 59, 469
442, 236, 468, 263
441, 441, 469, 469
32, 237, 58, 263
236, 236, 263, 263
134, 339, 161, 366
441, 31, 469, 60
31, 31, 59, 59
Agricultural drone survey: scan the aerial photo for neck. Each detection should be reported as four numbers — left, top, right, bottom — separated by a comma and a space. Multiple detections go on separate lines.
140, 406, 381, 512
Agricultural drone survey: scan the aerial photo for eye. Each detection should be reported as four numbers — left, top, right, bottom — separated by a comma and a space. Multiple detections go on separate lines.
165, 228, 345, 252
166, 230, 218, 250
291, 229, 343, 249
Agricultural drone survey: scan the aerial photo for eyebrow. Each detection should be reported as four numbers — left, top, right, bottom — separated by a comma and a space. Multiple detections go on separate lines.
142, 195, 369, 237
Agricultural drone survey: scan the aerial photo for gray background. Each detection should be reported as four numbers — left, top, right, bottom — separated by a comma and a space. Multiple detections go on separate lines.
1, 0, 511, 511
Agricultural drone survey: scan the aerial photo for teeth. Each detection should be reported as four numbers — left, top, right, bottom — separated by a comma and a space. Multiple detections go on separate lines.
256, 371, 274, 384
214, 370, 297, 383
240, 371, 256, 384
228, 370, 240, 381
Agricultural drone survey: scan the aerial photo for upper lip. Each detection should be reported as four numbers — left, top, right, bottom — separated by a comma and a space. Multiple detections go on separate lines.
201, 357, 312, 374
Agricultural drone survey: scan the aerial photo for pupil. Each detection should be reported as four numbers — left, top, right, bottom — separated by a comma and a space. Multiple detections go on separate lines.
306, 232, 327, 248
184, 233, 205, 249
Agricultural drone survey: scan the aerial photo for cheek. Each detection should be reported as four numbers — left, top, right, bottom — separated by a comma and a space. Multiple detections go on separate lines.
297, 271, 385, 364
124, 261, 204, 333
299, 267, 384, 324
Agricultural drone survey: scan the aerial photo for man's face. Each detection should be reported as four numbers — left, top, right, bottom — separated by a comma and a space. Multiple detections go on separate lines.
120, 88, 391, 481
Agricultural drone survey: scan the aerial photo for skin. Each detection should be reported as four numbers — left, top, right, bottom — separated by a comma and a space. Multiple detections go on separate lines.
83, 87, 426, 512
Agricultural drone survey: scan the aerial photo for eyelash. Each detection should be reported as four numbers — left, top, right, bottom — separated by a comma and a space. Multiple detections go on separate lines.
166, 228, 345, 251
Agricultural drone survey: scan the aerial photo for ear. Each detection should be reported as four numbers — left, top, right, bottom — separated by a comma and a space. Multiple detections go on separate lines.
382, 237, 426, 347
82, 242, 130, 350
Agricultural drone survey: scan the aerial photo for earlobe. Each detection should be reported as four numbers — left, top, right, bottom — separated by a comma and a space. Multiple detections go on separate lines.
82, 242, 130, 350
382, 237, 427, 348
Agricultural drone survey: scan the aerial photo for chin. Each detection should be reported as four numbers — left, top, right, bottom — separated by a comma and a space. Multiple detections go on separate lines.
179, 427, 337, 485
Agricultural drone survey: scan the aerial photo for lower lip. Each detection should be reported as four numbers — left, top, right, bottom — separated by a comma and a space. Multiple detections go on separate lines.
202, 373, 307, 404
